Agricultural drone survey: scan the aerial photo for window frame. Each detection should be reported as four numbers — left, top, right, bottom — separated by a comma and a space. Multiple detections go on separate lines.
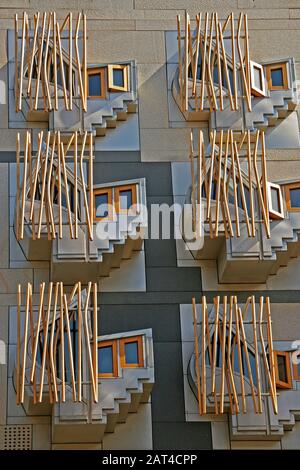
250, 60, 266, 97
284, 182, 300, 212
265, 62, 289, 91
93, 187, 113, 221
87, 67, 106, 100
108, 64, 129, 92
267, 182, 284, 220
293, 354, 300, 380
97, 339, 118, 378
120, 336, 144, 369
114, 184, 137, 214
274, 350, 292, 389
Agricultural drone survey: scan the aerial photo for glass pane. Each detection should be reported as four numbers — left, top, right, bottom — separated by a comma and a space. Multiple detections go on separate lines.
98, 345, 113, 374
95, 192, 109, 218
277, 355, 288, 382
290, 187, 300, 208
113, 68, 124, 87
253, 66, 262, 90
125, 341, 139, 364
271, 187, 280, 213
296, 360, 300, 378
271, 67, 283, 87
89, 73, 101, 96
119, 189, 133, 211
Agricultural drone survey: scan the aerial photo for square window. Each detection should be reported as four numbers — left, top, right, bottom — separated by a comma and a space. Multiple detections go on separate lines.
94, 188, 113, 221
266, 63, 288, 90
120, 336, 144, 368
250, 61, 266, 97
98, 340, 118, 377
271, 68, 283, 87
274, 350, 292, 389
293, 356, 300, 380
290, 188, 300, 208
115, 184, 137, 214
108, 64, 129, 92
284, 183, 300, 212
88, 68, 106, 99
267, 182, 284, 220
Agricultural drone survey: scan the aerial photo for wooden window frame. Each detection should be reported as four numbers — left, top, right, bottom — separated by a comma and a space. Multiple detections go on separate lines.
267, 182, 284, 220
265, 62, 289, 91
120, 336, 144, 369
293, 353, 300, 380
284, 182, 300, 212
87, 67, 106, 100
98, 339, 118, 378
114, 184, 137, 214
108, 64, 129, 92
250, 60, 266, 97
274, 350, 292, 389
94, 187, 113, 221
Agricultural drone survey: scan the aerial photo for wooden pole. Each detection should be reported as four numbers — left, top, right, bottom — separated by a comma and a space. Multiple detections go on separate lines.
192, 297, 202, 415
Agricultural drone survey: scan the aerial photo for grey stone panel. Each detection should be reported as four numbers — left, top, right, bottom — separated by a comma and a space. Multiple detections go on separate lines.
146, 267, 201, 292
0, 152, 17, 162
152, 422, 212, 450
94, 151, 141, 163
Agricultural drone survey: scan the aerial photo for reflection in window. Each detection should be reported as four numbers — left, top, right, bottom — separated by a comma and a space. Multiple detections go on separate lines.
124, 341, 139, 364
270, 68, 284, 87
88, 73, 102, 97
290, 187, 300, 208
113, 69, 124, 88
95, 192, 109, 218
98, 345, 114, 374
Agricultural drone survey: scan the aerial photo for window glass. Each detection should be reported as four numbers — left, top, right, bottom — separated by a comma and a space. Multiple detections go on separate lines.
290, 187, 300, 208
271, 187, 280, 213
277, 355, 288, 383
295, 360, 300, 378
95, 192, 109, 218
89, 73, 101, 97
125, 341, 139, 364
271, 67, 284, 87
253, 66, 262, 90
98, 345, 113, 374
113, 68, 124, 88
119, 189, 133, 211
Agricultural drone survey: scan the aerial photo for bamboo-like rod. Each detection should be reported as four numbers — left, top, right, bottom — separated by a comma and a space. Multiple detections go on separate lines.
214, 131, 223, 237
27, 13, 40, 96
211, 296, 219, 396
193, 13, 201, 101
63, 294, 77, 401
206, 130, 216, 221
18, 12, 27, 112
247, 130, 255, 237
60, 143, 74, 238
234, 141, 251, 236
200, 13, 209, 110
30, 282, 45, 383
215, 13, 223, 111
69, 13, 73, 110
197, 130, 202, 237
93, 282, 98, 402
261, 131, 270, 238
20, 131, 29, 240
222, 131, 234, 236
34, 13, 46, 110
230, 131, 240, 237
79, 132, 93, 240
238, 306, 258, 413
16, 284, 21, 405
53, 12, 58, 110
77, 282, 82, 402
56, 22, 69, 110
201, 296, 207, 413
57, 132, 63, 239
251, 296, 262, 413
83, 13, 87, 110
176, 15, 183, 111
83, 282, 97, 402
16, 133, 21, 240
192, 297, 202, 415
237, 13, 251, 112
190, 131, 196, 233
37, 132, 50, 238
265, 296, 277, 409
89, 133, 94, 237
60, 282, 65, 402
227, 296, 239, 412
234, 297, 246, 413
29, 131, 43, 222
20, 283, 30, 403
187, 16, 195, 95
244, 14, 251, 103
74, 131, 78, 238
206, 13, 217, 110
43, 13, 52, 111
27, 282, 37, 404
38, 282, 53, 402
14, 14, 19, 112
253, 131, 270, 238
184, 11, 189, 112
220, 296, 227, 413
75, 13, 85, 112
230, 13, 238, 110
27, 133, 36, 240
218, 22, 234, 110
49, 282, 59, 402
47, 133, 56, 238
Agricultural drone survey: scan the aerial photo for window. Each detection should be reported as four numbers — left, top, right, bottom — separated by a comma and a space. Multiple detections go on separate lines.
293, 354, 300, 380
274, 350, 292, 389
120, 336, 144, 368
94, 187, 113, 221
267, 182, 284, 220
88, 68, 106, 99
108, 64, 129, 92
115, 184, 137, 214
250, 61, 266, 97
266, 62, 288, 90
98, 340, 118, 377
284, 182, 300, 211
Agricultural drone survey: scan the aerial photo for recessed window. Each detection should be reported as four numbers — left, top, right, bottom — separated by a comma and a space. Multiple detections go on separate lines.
267, 182, 284, 220
94, 188, 113, 220
108, 64, 129, 92
266, 62, 288, 90
284, 183, 300, 211
274, 350, 292, 389
250, 60, 266, 97
115, 184, 137, 214
98, 340, 118, 377
120, 336, 144, 368
88, 68, 106, 99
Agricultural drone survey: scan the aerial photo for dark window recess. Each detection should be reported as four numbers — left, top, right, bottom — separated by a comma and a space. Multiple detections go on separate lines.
88, 73, 102, 97
113, 68, 124, 88
53, 182, 81, 219
55, 313, 78, 382
190, 53, 234, 91
277, 355, 288, 383
125, 341, 139, 364
271, 68, 284, 87
119, 189, 133, 211
98, 345, 114, 374
95, 193, 109, 218
290, 187, 300, 208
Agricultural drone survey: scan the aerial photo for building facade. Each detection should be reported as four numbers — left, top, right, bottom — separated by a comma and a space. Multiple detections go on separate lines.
0, 0, 300, 451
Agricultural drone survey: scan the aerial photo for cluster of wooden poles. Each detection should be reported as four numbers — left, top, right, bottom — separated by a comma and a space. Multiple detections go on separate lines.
16, 130, 94, 241
16, 282, 99, 405
189, 129, 270, 239
176, 11, 251, 113
191, 295, 278, 415
15, 11, 87, 113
